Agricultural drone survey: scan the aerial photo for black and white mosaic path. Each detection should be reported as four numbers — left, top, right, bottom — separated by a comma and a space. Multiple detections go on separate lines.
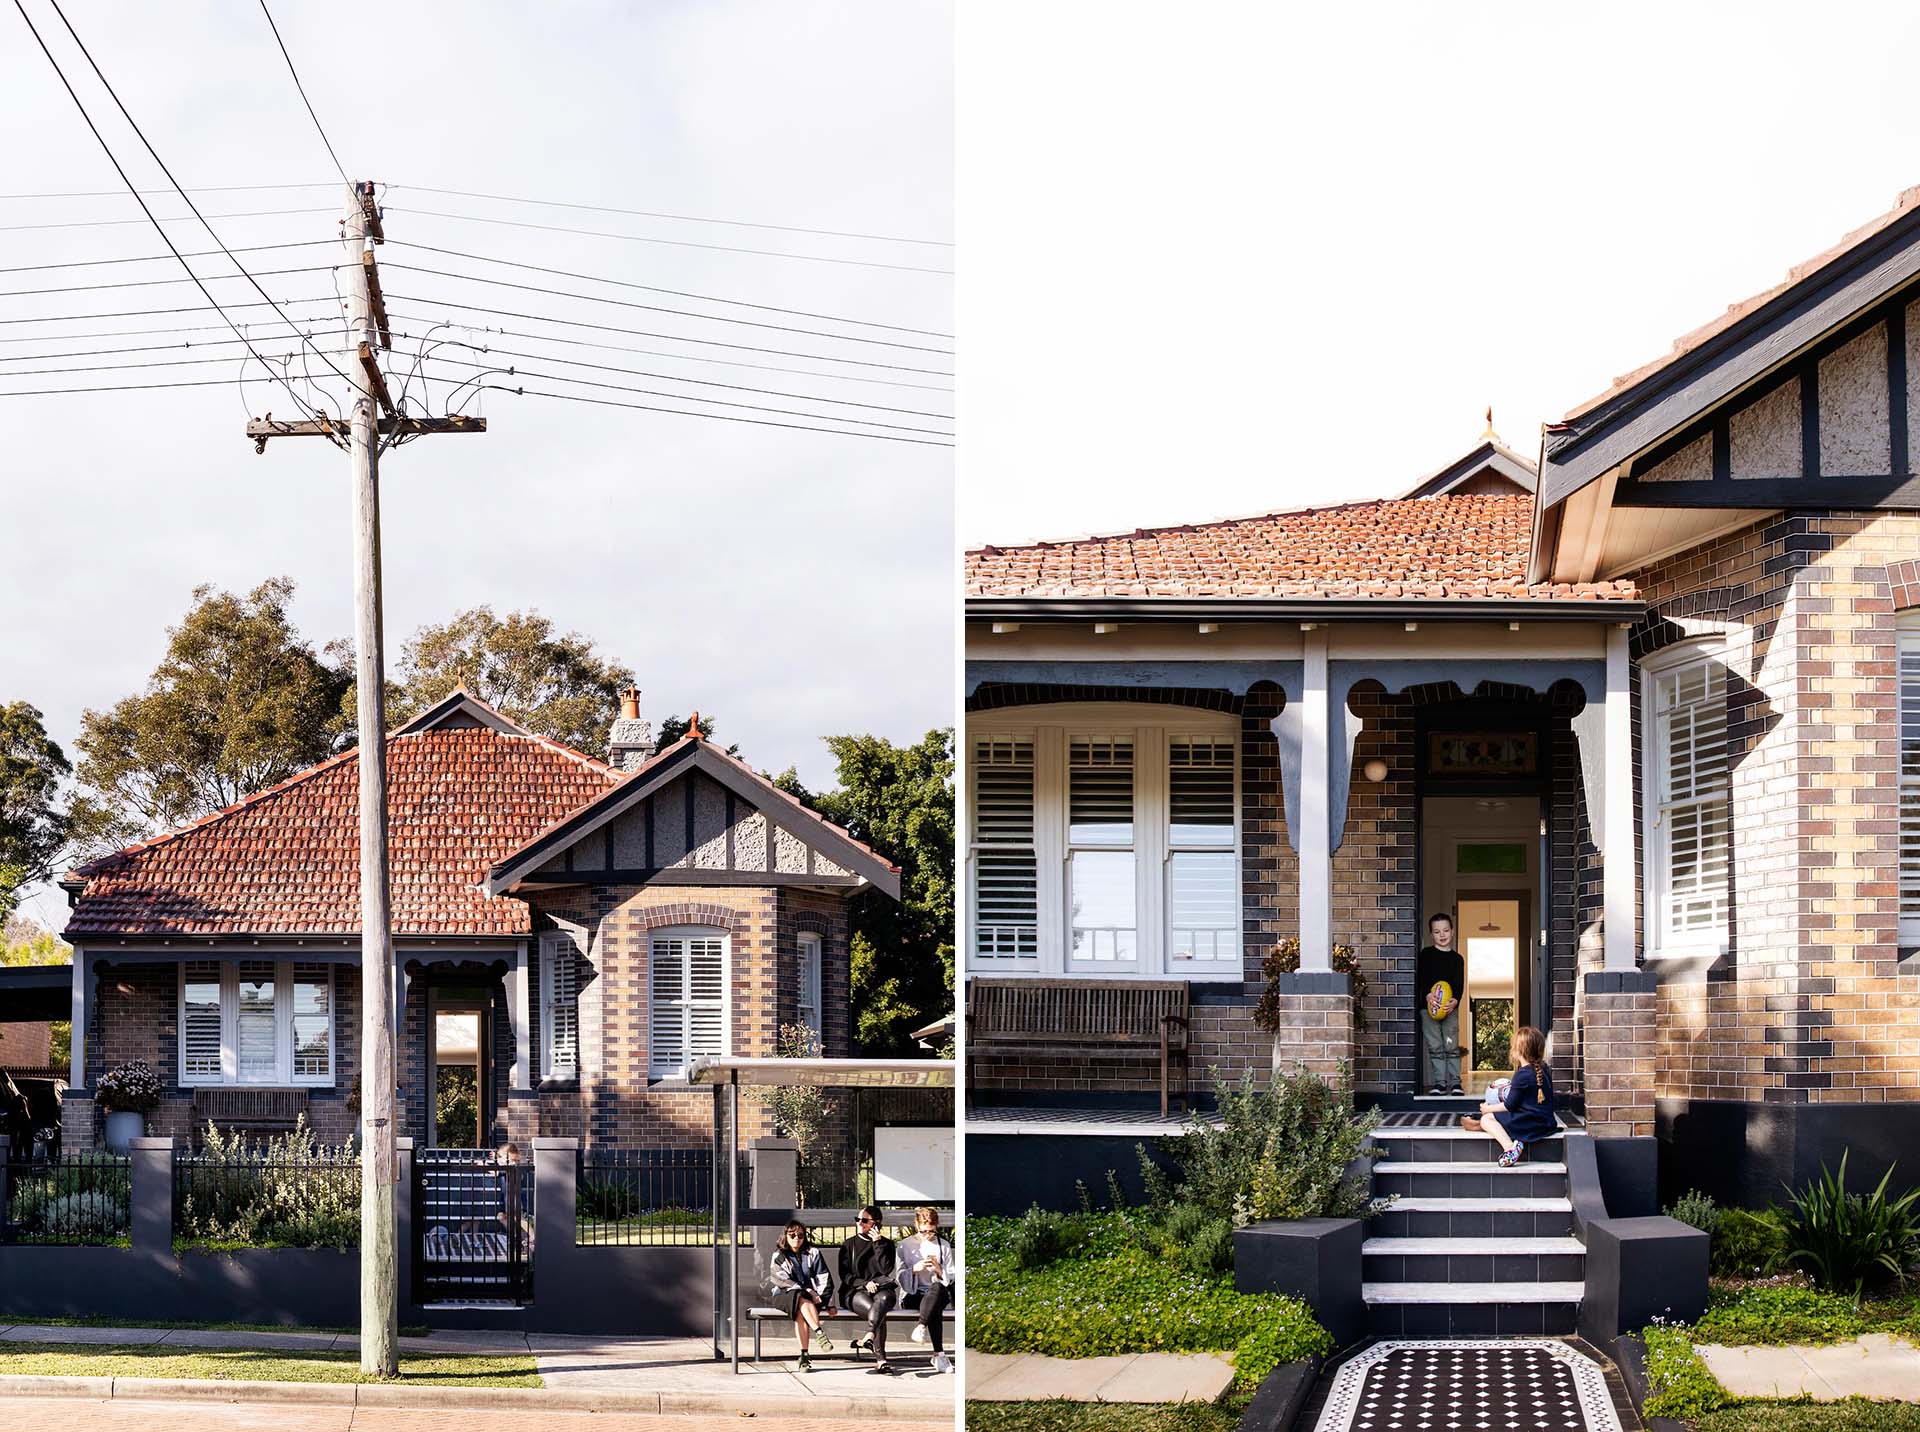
1313, 1341, 1623, 1432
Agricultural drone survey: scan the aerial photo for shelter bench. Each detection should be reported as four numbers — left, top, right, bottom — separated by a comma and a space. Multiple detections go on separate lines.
966, 977, 1191, 1117
745, 1302, 957, 1361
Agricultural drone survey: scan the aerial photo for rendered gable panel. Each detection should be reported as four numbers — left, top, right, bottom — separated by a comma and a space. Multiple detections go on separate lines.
1819, 325, 1892, 475
690, 776, 728, 869
1731, 380, 1801, 479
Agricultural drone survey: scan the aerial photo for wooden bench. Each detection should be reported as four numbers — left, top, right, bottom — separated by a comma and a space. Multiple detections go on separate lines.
745, 1301, 956, 1361
191, 1088, 308, 1145
967, 978, 1191, 1116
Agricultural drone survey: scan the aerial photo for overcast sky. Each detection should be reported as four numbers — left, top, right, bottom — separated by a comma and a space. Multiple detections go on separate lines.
0, 1, 952, 928
960, 1, 1920, 545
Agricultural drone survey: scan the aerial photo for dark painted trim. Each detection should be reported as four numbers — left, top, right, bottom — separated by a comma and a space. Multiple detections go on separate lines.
1710, 413, 1731, 483
603, 825, 614, 871
1800, 356, 1821, 479
725, 792, 736, 870
512, 869, 863, 889
1397, 439, 1539, 499
645, 793, 655, 868
966, 598, 1644, 623
392, 690, 534, 738
1892, 303, 1910, 475
1613, 475, 1920, 508
1541, 206, 1920, 504
684, 775, 696, 854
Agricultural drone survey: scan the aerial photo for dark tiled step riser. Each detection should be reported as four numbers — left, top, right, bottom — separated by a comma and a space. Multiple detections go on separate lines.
1367, 1301, 1579, 1337
1370, 1208, 1575, 1239
1363, 1252, 1586, 1284
1373, 1170, 1569, 1198
1373, 1137, 1565, 1164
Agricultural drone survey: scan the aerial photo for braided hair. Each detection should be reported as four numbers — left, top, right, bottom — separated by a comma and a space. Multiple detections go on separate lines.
1512, 1025, 1548, 1101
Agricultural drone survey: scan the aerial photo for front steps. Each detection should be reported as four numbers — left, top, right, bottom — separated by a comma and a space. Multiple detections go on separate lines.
1364, 1122, 1584, 1335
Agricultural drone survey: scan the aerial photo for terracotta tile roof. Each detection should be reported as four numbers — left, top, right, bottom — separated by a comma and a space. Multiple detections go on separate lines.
966, 494, 1637, 602
64, 725, 621, 938
1564, 183, 1920, 421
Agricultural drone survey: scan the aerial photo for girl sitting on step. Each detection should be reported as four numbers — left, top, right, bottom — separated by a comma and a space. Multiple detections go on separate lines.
1460, 1025, 1554, 1167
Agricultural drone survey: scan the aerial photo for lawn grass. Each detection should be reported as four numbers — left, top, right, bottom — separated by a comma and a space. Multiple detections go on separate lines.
0, 1340, 540, 1387
965, 1396, 1249, 1432
1696, 1402, 1920, 1431
0, 1313, 431, 1336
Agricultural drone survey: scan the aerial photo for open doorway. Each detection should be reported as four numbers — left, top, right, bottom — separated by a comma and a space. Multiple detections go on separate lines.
429, 988, 490, 1148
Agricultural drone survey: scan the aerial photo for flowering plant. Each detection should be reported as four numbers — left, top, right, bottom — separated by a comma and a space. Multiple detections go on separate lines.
95, 1060, 163, 1114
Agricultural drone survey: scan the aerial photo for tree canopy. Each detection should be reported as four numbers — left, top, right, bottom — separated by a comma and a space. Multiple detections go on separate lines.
0, 702, 72, 917
380, 606, 635, 759
71, 578, 350, 854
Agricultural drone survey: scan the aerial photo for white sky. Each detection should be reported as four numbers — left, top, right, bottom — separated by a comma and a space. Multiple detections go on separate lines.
958, 1, 1920, 546
0, 1, 952, 929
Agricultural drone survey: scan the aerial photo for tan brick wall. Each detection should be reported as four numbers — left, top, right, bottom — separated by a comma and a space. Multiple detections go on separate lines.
0, 1022, 52, 1069
1631, 510, 1920, 1106
1268, 988, 1356, 1085
1580, 985, 1657, 1138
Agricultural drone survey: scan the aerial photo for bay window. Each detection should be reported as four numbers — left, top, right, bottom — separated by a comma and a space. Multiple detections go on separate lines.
177, 960, 333, 1085
1643, 646, 1731, 954
967, 706, 1241, 978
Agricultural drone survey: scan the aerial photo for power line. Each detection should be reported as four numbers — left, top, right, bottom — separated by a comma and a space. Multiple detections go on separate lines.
408, 353, 949, 435
389, 183, 951, 248
381, 261, 951, 352
0, 348, 311, 378
0, 295, 340, 327
384, 206, 954, 275
40, 0, 369, 406
0, 205, 333, 233
256, 0, 348, 185
390, 240, 950, 338
0, 309, 335, 345
0, 374, 309, 397
384, 312, 950, 392
0, 181, 332, 199
0, 264, 337, 299
7, 0, 328, 421
0, 239, 338, 275
479, 383, 955, 447
385, 291, 951, 374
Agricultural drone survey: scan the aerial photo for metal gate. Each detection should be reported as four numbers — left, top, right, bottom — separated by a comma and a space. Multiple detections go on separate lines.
412, 1149, 532, 1305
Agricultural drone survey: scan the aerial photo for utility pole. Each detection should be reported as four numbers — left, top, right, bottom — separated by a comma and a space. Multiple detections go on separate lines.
250, 182, 484, 1377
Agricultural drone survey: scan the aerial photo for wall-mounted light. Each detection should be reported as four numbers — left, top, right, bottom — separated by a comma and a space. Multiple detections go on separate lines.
1362, 758, 1389, 783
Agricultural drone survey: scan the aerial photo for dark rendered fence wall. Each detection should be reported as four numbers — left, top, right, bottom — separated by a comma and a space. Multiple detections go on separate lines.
0, 1135, 770, 1336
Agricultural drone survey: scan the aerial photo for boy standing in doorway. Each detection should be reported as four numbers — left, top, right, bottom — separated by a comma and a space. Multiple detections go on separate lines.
1417, 912, 1464, 1095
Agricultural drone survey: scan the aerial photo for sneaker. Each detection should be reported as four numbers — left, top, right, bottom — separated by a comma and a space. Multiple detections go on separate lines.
1426, 1085, 1443, 1095
1449, 1083, 1464, 1095
851, 1334, 872, 1354
815, 1332, 833, 1352
869, 1360, 896, 1376
933, 1352, 952, 1374
911, 1323, 928, 1345
1498, 1140, 1527, 1168
798, 1352, 813, 1373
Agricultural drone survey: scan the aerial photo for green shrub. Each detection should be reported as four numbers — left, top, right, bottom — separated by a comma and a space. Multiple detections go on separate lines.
1641, 1325, 1729, 1421
4, 1154, 130, 1244
1180, 1217, 1236, 1277
1667, 1188, 1720, 1238
1009, 1205, 1089, 1270
1782, 1153, 1920, 1295
968, 1212, 1331, 1390
1695, 1281, 1868, 1345
38, 1190, 129, 1241
1158, 1067, 1380, 1227
1713, 1206, 1791, 1278
174, 1117, 359, 1250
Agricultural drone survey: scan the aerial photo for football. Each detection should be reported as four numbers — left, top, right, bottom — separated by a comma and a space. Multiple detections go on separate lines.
1426, 980, 1455, 1018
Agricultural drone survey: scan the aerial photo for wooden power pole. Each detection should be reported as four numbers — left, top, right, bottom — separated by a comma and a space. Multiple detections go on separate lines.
249, 182, 484, 1376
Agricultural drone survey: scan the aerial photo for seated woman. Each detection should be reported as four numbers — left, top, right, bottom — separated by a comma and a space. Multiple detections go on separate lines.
1461, 1025, 1555, 1168
767, 1220, 834, 1372
895, 1205, 956, 1373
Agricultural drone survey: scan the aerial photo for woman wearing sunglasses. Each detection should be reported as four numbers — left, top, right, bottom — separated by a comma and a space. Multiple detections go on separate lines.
767, 1220, 834, 1372
838, 1205, 899, 1374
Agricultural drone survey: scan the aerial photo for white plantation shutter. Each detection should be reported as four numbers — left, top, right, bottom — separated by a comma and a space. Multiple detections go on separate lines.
972, 736, 1038, 965
235, 962, 277, 1082
182, 962, 223, 1080
541, 933, 581, 1078
649, 931, 727, 1078
797, 932, 823, 1041
291, 964, 331, 1079
1901, 621, 1920, 945
1168, 738, 1238, 963
1653, 655, 1731, 945
1069, 736, 1137, 964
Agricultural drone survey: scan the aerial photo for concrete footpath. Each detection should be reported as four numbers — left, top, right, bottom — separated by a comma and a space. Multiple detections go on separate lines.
1697, 1334, 1920, 1401
965, 1350, 1235, 1403
0, 1322, 956, 1422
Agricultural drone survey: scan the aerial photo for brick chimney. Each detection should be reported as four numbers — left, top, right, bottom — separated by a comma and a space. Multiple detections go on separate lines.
608, 686, 655, 772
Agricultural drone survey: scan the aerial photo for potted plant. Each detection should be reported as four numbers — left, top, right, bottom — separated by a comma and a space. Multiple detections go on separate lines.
95, 1060, 162, 1152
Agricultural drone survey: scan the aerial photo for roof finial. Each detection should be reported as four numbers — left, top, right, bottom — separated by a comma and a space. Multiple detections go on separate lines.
687, 709, 702, 742
1482, 405, 1497, 440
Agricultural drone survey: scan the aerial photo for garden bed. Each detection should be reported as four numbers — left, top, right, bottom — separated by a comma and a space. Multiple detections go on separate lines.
967, 1211, 1331, 1391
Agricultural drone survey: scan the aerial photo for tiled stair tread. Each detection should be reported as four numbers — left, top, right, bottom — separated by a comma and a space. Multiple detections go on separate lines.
1382, 1190, 1574, 1205
1376, 1161, 1567, 1174
1360, 1236, 1586, 1255
1371, 1125, 1575, 1141
1362, 1281, 1585, 1304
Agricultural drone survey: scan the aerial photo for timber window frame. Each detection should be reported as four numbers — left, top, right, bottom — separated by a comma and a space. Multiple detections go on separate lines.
966, 703, 1242, 981
539, 931, 582, 1080
177, 960, 334, 1087
648, 927, 730, 1080
796, 931, 823, 1044
1900, 614, 1920, 947
1640, 640, 1733, 958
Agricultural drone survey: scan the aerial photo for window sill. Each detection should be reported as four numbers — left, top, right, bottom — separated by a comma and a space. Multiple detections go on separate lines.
1641, 947, 1726, 983
535, 1076, 581, 1093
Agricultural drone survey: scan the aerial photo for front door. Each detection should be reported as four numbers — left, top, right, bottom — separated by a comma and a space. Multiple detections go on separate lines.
428, 988, 490, 1148
1456, 891, 1529, 1091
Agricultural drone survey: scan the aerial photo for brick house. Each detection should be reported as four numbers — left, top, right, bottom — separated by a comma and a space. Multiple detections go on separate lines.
965, 185, 1920, 1213
56, 689, 898, 1154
